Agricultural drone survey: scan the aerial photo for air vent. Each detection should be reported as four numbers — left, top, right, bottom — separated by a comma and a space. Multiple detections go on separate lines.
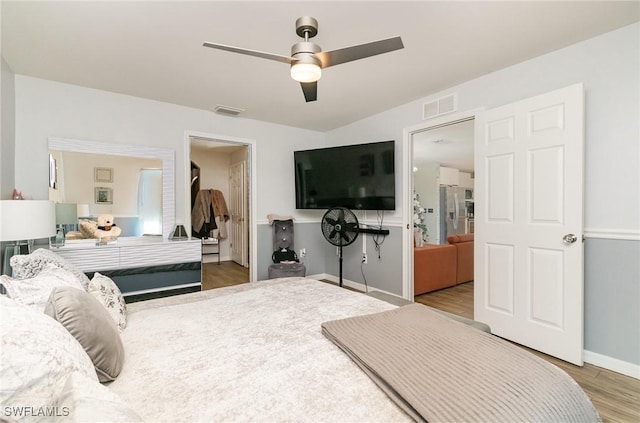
423, 94, 457, 120
214, 104, 245, 116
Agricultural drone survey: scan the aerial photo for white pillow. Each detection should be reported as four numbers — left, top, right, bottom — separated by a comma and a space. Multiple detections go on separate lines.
87, 272, 127, 331
55, 372, 143, 422
10, 248, 91, 290
0, 296, 97, 415
1, 263, 85, 312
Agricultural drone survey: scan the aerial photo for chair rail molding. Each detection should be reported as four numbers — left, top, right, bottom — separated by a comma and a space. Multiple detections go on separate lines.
583, 228, 640, 241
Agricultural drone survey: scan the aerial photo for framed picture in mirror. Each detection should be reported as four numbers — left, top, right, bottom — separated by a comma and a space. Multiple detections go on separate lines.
94, 167, 113, 183
95, 187, 113, 204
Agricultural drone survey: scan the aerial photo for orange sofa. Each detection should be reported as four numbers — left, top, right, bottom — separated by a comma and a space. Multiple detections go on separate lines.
447, 234, 474, 285
413, 244, 457, 295
414, 234, 474, 296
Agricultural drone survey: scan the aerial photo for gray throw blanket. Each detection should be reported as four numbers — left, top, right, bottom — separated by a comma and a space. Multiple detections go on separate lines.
322, 303, 601, 423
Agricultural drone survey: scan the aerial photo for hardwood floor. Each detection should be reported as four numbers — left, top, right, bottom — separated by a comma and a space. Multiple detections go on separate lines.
416, 282, 640, 423
201, 260, 249, 290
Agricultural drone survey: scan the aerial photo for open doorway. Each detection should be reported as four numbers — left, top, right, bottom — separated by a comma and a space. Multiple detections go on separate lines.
405, 113, 476, 319
188, 135, 254, 290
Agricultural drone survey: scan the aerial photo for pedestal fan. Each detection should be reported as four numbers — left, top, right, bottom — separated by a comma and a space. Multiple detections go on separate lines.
321, 207, 359, 287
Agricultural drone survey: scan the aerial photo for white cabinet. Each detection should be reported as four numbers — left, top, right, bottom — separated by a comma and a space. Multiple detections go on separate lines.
51, 238, 202, 295
53, 238, 201, 272
439, 166, 459, 186
458, 172, 475, 189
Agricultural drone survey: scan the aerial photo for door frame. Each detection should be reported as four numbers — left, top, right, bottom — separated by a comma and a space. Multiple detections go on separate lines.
229, 160, 248, 267
402, 109, 481, 299
183, 130, 257, 283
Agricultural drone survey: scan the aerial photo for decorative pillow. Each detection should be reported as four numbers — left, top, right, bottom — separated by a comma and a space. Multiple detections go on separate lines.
10, 248, 91, 290
87, 272, 127, 331
45, 286, 125, 382
55, 372, 143, 422
0, 263, 84, 312
0, 296, 97, 414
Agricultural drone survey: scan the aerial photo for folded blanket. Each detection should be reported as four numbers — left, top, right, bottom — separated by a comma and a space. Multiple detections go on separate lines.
322, 303, 601, 423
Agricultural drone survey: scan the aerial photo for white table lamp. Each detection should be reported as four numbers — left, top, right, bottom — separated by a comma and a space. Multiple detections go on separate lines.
0, 200, 56, 275
53, 203, 78, 247
77, 203, 91, 218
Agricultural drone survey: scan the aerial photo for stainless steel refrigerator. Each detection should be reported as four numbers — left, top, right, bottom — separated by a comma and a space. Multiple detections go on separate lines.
439, 186, 470, 243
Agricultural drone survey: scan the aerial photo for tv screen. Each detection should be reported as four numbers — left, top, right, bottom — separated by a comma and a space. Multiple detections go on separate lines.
294, 141, 395, 210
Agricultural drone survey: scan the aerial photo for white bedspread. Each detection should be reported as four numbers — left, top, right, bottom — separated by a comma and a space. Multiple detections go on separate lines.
108, 278, 409, 422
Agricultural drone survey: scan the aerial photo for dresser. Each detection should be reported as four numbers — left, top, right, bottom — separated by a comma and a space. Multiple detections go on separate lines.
52, 237, 202, 296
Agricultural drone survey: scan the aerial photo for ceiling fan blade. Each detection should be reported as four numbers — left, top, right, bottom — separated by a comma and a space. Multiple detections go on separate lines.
203, 41, 294, 65
316, 36, 404, 68
300, 82, 317, 102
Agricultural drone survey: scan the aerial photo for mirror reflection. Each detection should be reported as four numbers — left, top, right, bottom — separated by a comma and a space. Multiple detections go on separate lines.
49, 150, 163, 238
412, 119, 475, 245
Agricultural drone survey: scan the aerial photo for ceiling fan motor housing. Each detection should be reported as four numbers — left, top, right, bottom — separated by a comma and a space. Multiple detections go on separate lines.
291, 42, 322, 63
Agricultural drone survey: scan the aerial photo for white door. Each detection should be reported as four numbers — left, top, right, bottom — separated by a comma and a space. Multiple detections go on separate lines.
474, 83, 584, 365
229, 161, 247, 266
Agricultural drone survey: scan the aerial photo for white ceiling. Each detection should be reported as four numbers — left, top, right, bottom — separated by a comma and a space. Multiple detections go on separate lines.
2, 1, 638, 132
413, 119, 475, 172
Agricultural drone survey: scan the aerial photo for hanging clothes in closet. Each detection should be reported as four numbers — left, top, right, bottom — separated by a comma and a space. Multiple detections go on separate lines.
191, 189, 229, 239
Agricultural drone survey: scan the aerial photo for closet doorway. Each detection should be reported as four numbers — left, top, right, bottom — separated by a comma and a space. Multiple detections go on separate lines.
411, 117, 475, 320
188, 134, 254, 290
402, 110, 477, 317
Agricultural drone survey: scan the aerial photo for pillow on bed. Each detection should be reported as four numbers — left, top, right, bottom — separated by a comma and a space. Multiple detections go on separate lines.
87, 272, 127, 331
45, 286, 125, 382
0, 263, 85, 312
56, 372, 143, 422
10, 248, 91, 290
0, 295, 97, 411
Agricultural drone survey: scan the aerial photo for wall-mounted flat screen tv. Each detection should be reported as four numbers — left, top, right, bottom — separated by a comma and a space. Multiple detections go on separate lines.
294, 140, 395, 210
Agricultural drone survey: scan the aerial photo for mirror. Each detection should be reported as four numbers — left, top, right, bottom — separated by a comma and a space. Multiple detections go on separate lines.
412, 119, 474, 244
48, 137, 175, 239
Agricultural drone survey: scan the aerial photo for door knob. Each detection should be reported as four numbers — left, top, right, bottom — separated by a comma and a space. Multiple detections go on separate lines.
563, 234, 578, 245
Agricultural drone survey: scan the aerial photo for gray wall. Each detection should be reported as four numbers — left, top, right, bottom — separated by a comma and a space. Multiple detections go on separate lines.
1, 56, 16, 271
1, 56, 16, 199
257, 221, 402, 295
257, 222, 328, 281
584, 238, 640, 364
325, 23, 639, 366
323, 226, 403, 295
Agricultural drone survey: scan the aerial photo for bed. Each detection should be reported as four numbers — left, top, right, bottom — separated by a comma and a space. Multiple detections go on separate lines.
109, 277, 408, 422
1, 250, 601, 422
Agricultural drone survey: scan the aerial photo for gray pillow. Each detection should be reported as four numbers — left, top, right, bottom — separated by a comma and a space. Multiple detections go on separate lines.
45, 286, 125, 382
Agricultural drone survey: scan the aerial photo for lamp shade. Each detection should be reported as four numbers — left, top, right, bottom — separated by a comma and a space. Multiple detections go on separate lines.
55, 203, 78, 225
77, 204, 91, 218
0, 200, 56, 242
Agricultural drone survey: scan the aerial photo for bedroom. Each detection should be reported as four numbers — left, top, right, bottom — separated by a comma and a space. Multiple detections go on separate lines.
1, 1, 638, 421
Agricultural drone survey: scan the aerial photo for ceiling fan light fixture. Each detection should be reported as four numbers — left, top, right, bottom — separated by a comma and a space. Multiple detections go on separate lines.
290, 62, 322, 83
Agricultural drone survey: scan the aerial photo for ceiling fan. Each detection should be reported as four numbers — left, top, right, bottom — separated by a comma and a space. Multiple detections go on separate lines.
203, 16, 404, 102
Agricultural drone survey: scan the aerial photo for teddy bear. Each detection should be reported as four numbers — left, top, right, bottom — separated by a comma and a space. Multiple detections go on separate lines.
79, 214, 122, 239
97, 214, 118, 232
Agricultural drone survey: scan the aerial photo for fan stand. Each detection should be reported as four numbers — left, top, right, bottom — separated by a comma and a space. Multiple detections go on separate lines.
338, 245, 344, 288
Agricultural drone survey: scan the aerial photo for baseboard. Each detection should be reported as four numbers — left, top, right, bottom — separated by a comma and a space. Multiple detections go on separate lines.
583, 350, 640, 379
308, 273, 405, 299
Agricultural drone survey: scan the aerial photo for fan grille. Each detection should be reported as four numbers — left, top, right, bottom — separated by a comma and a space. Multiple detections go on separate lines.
321, 207, 359, 247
